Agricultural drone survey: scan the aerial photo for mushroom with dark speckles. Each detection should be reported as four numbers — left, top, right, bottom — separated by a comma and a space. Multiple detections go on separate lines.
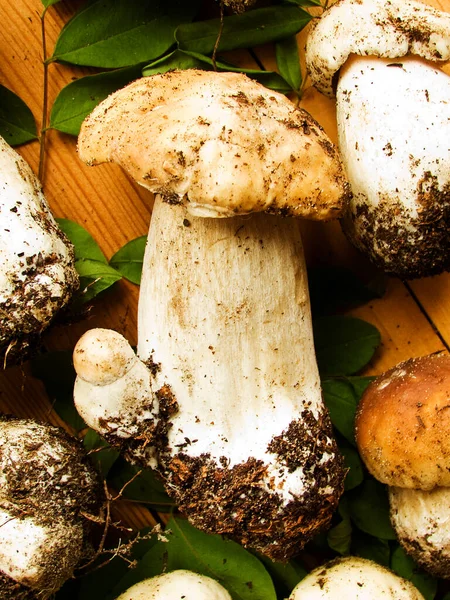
306, 0, 450, 278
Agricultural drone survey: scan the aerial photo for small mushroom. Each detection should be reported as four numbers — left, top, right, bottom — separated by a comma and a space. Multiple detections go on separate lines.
116, 570, 232, 600
0, 135, 79, 366
355, 352, 450, 578
305, 0, 450, 278
289, 556, 424, 599
73, 70, 350, 560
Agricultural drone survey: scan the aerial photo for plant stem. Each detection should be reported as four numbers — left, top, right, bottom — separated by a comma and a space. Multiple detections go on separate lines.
39, 7, 49, 183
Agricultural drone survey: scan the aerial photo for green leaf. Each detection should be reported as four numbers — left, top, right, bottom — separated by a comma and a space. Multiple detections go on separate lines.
114, 517, 277, 600
0, 84, 37, 146
107, 458, 174, 512
284, 0, 322, 6
351, 531, 391, 567
51, 0, 201, 68
56, 218, 107, 263
109, 236, 147, 285
50, 64, 143, 135
390, 545, 438, 600
321, 378, 358, 444
347, 479, 397, 541
30, 350, 86, 433
42, 0, 62, 6
176, 6, 312, 56
339, 440, 364, 490
275, 36, 302, 92
75, 258, 122, 303
327, 516, 352, 556
258, 556, 307, 597
143, 49, 292, 93
83, 429, 120, 478
314, 315, 381, 376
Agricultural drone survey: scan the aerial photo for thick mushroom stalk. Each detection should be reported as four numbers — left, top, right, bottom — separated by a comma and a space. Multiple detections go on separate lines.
74, 70, 350, 560
305, 0, 450, 278
0, 416, 103, 599
0, 136, 78, 365
355, 353, 450, 578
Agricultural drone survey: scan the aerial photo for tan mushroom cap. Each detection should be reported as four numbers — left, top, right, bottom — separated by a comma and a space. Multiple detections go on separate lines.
305, 0, 450, 98
78, 70, 350, 219
355, 353, 450, 489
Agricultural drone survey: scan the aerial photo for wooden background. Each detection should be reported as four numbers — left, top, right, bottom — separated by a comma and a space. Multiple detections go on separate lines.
0, 0, 449, 543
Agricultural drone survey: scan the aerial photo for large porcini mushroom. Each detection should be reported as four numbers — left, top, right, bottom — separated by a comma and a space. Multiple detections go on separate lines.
305, 0, 450, 278
0, 415, 103, 599
289, 556, 425, 599
0, 135, 79, 366
355, 352, 450, 578
116, 570, 232, 600
73, 69, 350, 560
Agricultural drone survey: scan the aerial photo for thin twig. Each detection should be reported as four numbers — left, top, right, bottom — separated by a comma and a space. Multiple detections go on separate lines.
212, 0, 225, 71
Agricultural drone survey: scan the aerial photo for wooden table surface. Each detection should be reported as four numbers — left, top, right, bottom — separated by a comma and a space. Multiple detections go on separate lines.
1, 0, 449, 548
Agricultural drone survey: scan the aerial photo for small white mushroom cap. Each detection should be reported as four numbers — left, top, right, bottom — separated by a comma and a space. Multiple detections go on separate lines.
0, 135, 78, 364
389, 486, 450, 578
116, 570, 232, 600
289, 556, 424, 599
305, 0, 450, 98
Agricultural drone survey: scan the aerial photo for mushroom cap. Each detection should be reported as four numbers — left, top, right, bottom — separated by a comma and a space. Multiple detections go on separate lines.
116, 570, 232, 600
289, 556, 424, 599
78, 70, 350, 219
355, 353, 450, 489
305, 0, 450, 98
389, 486, 450, 579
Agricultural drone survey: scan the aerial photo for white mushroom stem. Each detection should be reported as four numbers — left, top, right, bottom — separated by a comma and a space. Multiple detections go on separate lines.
289, 556, 425, 599
116, 570, 232, 600
389, 486, 450, 578
337, 54, 450, 277
0, 135, 78, 364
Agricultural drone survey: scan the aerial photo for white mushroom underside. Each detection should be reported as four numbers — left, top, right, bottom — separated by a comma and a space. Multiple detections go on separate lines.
138, 198, 336, 504
337, 56, 450, 222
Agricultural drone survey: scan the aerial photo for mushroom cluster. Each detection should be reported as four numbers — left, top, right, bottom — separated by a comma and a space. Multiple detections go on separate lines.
0, 135, 79, 366
305, 0, 450, 278
73, 69, 350, 560
355, 352, 450, 578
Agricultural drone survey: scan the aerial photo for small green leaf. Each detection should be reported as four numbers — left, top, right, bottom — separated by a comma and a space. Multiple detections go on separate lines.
339, 440, 364, 490
42, 0, 62, 6
347, 479, 397, 541
143, 50, 292, 93
56, 218, 107, 263
314, 315, 381, 376
0, 84, 37, 146
76, 258, 122, 303
322, 378, 358, 444
50, 65, 143, 135
107, 458, 174, 511
51, 0, 201, 68
176, 6, 312, 56
275, 36, 302, 92
109, 236, 147, 285
390, 545, 438, 600
258, 556, 307, 597
83, 429, 120, 478
327, 516, 352, 556
30, 350, 85, 433
351, 531, 391, 567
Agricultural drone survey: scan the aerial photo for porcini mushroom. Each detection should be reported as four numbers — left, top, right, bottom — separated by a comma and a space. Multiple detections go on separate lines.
355, 352, 450, 578
289, 556, 425, 599
0, 135, 79, 366
116, 570, 232, 600
73, 69, 350, 560
0, 415, 103, 599
305, 0, 450, 278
